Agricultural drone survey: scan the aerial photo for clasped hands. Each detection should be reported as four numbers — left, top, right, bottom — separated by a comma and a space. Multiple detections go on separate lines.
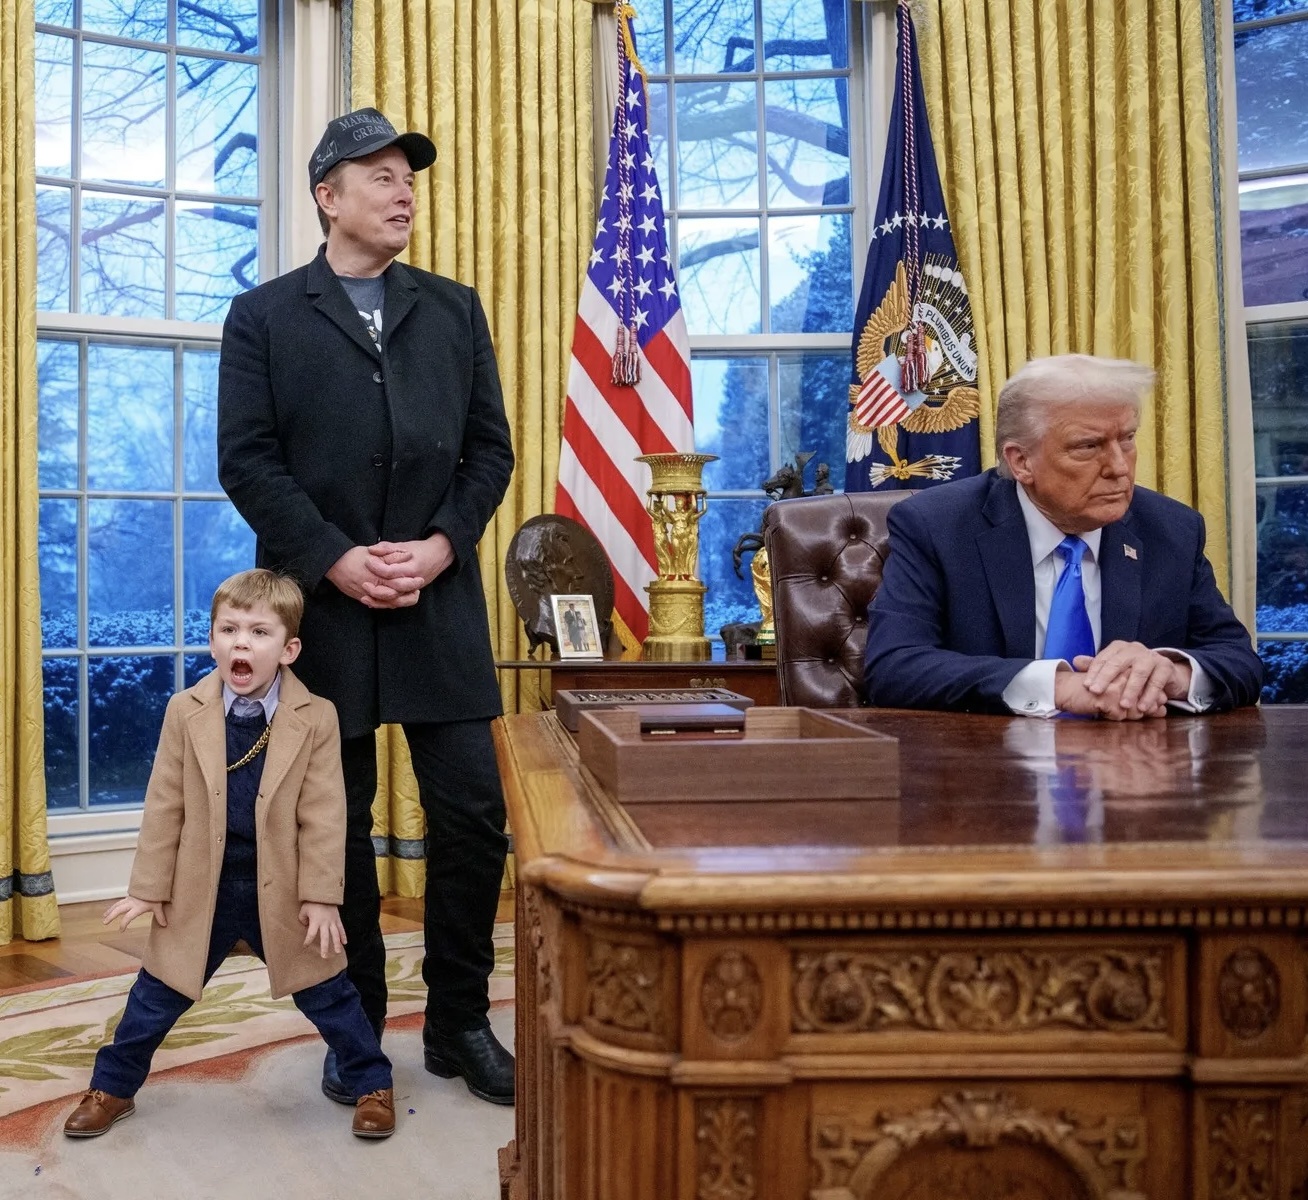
1053, 640, 1192, 721
326, 533, 454, 608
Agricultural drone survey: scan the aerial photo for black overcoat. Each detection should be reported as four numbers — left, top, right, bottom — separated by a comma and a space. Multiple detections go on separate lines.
217, 247, 514, 740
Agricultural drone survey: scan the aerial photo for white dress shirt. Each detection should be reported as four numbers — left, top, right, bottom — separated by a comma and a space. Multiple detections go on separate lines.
221, 672, 282, 721
1001, 485, 1214, 717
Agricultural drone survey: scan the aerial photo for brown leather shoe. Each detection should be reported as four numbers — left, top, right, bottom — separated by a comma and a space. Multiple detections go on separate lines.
64, 1088, 135, 1138
352, 1087, 395, 1139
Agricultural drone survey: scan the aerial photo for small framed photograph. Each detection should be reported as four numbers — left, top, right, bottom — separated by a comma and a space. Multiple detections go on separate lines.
550, 594, 604, 659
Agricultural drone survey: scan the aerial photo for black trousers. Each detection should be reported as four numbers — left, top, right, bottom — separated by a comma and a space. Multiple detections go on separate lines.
339, 719, 508, 1035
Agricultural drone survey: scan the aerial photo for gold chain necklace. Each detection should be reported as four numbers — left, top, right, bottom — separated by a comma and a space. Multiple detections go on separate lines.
227, 723, 271, 773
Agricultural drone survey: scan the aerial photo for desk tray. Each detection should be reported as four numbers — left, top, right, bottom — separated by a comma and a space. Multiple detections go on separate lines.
576, 706, 898, 803
554, 686, 753, 733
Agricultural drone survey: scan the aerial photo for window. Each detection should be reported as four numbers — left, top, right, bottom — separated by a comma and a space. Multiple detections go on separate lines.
636, 0, 863, 637
35, 0, 270, 814
1234, 0, 1308, 702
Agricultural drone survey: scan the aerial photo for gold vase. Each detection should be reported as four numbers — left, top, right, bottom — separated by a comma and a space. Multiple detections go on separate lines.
638, 452, 718, 662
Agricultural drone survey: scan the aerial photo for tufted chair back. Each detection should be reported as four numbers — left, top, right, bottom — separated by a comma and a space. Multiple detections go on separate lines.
763, 490, 912, 707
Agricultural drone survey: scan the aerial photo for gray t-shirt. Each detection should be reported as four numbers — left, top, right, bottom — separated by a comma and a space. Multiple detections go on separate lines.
338, 274, 385, 348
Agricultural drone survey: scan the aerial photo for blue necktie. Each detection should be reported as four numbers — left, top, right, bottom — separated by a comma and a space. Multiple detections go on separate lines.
1044, 535, 1095, 664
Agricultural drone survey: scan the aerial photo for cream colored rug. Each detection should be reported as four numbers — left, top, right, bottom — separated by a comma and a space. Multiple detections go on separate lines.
0, 928, 515, 1199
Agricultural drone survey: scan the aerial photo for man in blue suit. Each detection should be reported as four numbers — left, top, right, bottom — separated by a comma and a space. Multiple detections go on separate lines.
864, 355, 1262, 718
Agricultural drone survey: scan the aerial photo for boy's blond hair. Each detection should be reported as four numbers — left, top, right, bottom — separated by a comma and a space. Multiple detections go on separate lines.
209, 569, 304, 639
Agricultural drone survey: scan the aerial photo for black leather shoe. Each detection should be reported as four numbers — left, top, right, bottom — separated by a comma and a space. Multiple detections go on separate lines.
423, 1023, 515, 1105
322, 1017, 385, 1106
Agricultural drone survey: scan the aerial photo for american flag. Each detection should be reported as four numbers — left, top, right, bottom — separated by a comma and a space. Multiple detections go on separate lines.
554, 9, 694, 646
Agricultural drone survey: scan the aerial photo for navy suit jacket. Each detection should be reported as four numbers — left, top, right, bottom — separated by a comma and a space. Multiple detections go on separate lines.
863, 470, 1263, 713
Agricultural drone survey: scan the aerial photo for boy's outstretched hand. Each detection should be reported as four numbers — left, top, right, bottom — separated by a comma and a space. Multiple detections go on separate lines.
300, 902, 347, 959
103, 895, 167, 930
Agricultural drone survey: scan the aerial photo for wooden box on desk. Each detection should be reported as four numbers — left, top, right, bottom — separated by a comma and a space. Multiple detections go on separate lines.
576, 705, 898, 803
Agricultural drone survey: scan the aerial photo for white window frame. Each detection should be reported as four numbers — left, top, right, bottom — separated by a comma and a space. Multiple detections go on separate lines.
1235, 5, 1308, 651
38, 0, 282, 843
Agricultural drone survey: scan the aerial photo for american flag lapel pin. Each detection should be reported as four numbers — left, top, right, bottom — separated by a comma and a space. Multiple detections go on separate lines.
1124, 544, 1137, 560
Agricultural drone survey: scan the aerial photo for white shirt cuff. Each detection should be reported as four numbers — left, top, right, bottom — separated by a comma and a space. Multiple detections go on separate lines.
1002, 659, 1066, 719
1157, 649, 1216, 713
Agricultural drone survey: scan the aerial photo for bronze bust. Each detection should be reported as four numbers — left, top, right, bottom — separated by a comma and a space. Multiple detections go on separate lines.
504, 515, 614, 654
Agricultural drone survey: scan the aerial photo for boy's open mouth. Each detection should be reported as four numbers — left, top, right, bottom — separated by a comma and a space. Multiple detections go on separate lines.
230, 658, 254, 686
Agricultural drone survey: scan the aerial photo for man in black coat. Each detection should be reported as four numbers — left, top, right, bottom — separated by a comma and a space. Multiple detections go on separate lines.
217, 109, 516, 1106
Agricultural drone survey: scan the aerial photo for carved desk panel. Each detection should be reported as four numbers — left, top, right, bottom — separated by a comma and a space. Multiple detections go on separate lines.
495, 708, 1308, 1200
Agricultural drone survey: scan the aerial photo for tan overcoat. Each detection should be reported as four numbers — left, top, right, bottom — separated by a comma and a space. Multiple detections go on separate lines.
129, 667, 347, 1001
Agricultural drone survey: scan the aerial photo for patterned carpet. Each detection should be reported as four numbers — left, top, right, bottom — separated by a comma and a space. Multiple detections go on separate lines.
0, 927, 515, 1199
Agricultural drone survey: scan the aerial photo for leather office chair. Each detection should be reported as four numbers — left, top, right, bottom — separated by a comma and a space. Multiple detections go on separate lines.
763, 490, 911, 707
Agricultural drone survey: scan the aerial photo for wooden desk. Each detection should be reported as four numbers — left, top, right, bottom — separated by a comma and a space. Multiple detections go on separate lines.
495, 707, 1308, 1200
496, 656, 782, 707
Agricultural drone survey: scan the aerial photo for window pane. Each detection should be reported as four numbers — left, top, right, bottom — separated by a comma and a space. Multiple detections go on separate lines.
1258, 639, 1308, 704
761, 0, 848, 70
35, 32, 73, 178
1248, 320, 1308, 477
1234, 1, 1308, 18
182, 500, 255, 642
1235, 21, 1308, 172
43, 658, 80, 810
87, 343, 174, 491
673, 0, 755, 74
183, 348, 221, 490
678, 215, 761, 335
39, 499, 79, 649
175, 201, 259, 321
80, 192, 167, 318
81, 41, 167, 187
82, 0, 167, 41
632, 2, 665, 74
700, 497, 769, 637
178, 0, 260, 54
35, 0, 74, 25
778, 353, 848, 490
37, 338, 79, 489
675, 81, 759, 210
769, 212, 853, 333
184, 653, 215, 687
177, 56, 259, 196
764, 79, 849, 207
1240, 177, 1308, 308
89, 655, 174, 807
88, 500, 174, 647
692, 356, 769, 491
36, 185, 72, 313
1257, 480, 1308, 618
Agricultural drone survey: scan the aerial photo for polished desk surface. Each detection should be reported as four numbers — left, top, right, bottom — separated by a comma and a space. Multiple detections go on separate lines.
499, 705, 1308, 918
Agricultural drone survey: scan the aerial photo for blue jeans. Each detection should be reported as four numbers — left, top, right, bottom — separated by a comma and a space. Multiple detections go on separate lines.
90, 878, 392, 1100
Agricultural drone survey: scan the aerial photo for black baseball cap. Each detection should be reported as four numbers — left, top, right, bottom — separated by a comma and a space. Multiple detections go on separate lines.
308, 107, 437, 193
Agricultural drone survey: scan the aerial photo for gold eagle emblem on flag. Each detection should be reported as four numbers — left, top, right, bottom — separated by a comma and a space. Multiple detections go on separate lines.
848, 257, 981, 486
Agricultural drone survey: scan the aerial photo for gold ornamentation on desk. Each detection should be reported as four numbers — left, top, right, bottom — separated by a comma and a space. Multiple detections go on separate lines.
700, 950, 763, 1042
792, 948, 1167, 1035
1217, 948, 1281, 1040
1207, 1097, 1276, 1200
639, 452, 718, 662
586, 936, 663, 1034
810, 1090, 1145, 1200
695, 1097, 758, 1200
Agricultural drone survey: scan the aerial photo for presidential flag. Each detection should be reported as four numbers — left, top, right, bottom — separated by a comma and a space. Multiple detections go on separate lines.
846, 0, 980, 492
555, 6, 694, 646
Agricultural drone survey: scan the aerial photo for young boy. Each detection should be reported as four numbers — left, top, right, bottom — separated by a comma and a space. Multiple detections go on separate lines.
64, 569, 395, 1140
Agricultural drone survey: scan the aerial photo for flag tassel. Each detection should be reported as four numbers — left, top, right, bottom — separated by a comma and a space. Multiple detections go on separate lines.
899, 321, 928, 394
612, 324, 642, 385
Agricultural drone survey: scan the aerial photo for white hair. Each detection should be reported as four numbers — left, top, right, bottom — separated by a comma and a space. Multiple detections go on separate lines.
994, 355, 1154, 479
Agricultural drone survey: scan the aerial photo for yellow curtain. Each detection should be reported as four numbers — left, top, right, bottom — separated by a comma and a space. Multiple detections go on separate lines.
350, 0, 592, 896
1, 0, 59, 945
914, 0, 1232, 593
